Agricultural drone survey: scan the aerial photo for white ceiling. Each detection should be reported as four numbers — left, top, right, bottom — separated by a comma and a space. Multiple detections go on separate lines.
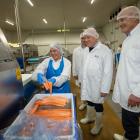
0, 0, 139, 32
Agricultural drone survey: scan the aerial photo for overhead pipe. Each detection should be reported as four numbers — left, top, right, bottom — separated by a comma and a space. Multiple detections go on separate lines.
15, 0, 26, 73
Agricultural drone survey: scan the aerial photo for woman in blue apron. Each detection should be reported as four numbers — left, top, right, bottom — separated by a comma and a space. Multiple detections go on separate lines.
32, 42, 71, 93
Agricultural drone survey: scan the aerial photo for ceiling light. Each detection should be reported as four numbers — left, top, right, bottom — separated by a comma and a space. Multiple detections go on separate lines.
9, 43, 19, 47
57, 29, 70, 32
62, 29, 70, 32
82, 17, 87, 23
57, 29, 62, 32
42, 18, 48, 24
26, 0, 34, 7
5, 19, 14, 26
90, 0, 95, 4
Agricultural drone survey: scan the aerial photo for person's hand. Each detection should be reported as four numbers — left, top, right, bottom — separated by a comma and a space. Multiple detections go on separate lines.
128, 94, 140, 107
48, 78, 56, 85
37, 73, 46, 84
100, 92, 108, 97
44, 81, 52, 91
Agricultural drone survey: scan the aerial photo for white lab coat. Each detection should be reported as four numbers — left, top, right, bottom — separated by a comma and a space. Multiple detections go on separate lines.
72, 45, 86, 83
81, 42, 113, 103
32, 56, 71, 87
113, 23, 140, 112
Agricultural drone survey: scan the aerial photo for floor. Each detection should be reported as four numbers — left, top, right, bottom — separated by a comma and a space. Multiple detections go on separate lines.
70, 77, 124, 140
107, 93, 122, 119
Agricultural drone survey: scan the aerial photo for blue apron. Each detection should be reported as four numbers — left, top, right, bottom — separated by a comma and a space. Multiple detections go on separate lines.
45, 57, 71, 93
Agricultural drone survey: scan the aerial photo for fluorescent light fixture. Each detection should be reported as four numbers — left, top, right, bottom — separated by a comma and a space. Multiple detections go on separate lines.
62, 29, 70, 32
9, 43, 19, 47
82, 17, 87, 23
27, 0, 34, 7
57, 29, 70, 32
5, 19, 14, 26
91, 0, 95, 4
42, 18, 48, 24
57, 29, 62, 32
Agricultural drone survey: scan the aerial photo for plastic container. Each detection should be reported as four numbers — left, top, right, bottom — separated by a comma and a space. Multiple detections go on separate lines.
4, 93, 75, 140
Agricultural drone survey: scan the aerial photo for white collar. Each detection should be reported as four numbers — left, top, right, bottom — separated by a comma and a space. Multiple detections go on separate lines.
129, 23, 140, 36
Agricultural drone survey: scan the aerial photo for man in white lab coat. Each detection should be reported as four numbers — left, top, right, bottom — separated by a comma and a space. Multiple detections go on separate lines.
80, 27, 113, 135
113, 6, 140, 140
72, 32, 87, 110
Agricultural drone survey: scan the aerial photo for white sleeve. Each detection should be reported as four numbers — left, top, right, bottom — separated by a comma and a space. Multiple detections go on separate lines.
79, 48, 88, 82
54, 58, 71, 87
132, 83, 140, 98
72, 49, 78, 76
101, 50, 113, 93
31, 58, 50, 81
131, 43, 140, 98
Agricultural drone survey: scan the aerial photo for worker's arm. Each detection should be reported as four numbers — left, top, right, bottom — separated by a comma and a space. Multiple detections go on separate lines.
72, 48, 78, 77
37, 73, 47, 84
31, 58, 49, 82
128, 44, 140, 106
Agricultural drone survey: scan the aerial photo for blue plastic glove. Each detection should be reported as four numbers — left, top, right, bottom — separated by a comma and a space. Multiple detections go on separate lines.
37, 73, 46, 84
48, 78, 56, 85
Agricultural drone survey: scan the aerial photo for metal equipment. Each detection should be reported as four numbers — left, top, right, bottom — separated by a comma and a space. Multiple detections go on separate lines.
0, 28, 24, 129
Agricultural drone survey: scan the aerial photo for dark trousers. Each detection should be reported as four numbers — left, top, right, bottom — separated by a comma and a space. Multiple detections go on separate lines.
87, 101, 103, 112
122, 108, 140, 140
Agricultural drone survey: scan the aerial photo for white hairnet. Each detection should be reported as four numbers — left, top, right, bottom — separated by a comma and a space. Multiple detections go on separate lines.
50, 42, 64, 55
117, 6, 140, 20
83, 27, 99, 39
80, 32, 84, 39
